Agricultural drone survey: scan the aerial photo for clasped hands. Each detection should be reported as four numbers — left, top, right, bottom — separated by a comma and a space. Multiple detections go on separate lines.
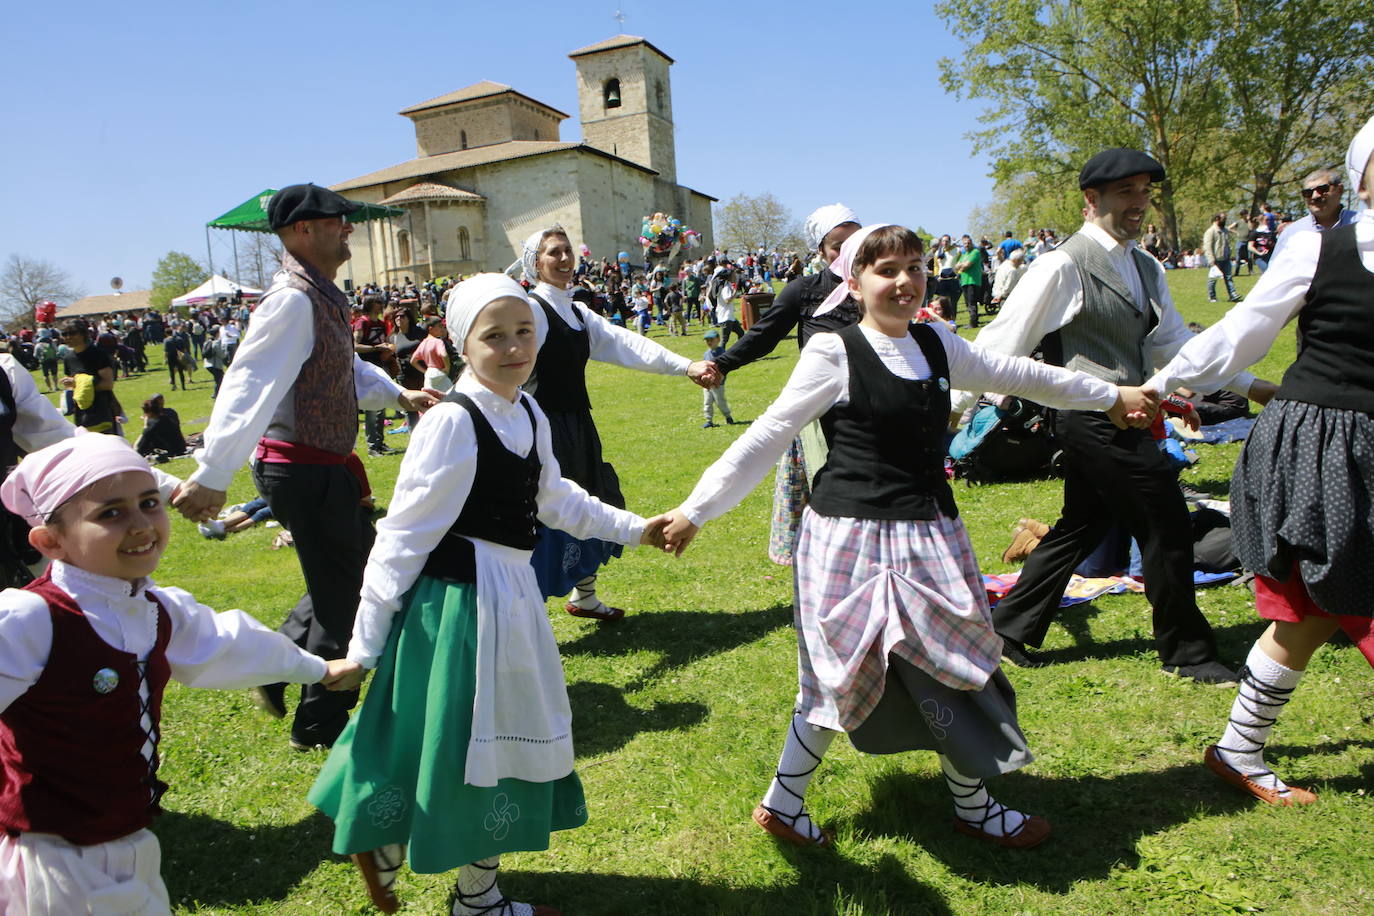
1109, 386, 1161, 429
640, 509, 700, 557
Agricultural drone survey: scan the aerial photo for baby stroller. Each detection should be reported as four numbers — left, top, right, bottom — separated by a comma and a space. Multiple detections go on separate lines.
949, 397, 1061, 484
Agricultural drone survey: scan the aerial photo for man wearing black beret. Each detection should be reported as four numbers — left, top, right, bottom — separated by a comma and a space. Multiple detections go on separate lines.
174, 183, 438, 748
951, 148, 1277, 685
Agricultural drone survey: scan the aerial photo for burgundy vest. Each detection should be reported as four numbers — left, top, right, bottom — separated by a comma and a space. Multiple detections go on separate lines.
0, 572, 172, 845
277, 251, 358, 455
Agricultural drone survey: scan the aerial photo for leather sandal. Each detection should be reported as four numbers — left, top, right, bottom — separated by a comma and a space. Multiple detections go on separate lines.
1205, 745, 1317, 806
565, 601, 625, 622
351, 850, 401, 913
952, 813, 1051, 849
752, 804, 835, 848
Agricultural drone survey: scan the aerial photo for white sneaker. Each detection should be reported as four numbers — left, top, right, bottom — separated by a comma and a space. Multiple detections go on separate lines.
198, 520, 226, 540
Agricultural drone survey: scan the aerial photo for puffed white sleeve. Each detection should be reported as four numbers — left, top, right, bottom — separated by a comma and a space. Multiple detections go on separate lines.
2, 356, 72, 452
354, 355, 405, 410
583, 306, 693, 375
937, 324, 1117, 411
0, 589, 52, 713
348, 402, 477, 668
157, 586, 327, 688
679, 335, 847, 526
529, 395, 646, 546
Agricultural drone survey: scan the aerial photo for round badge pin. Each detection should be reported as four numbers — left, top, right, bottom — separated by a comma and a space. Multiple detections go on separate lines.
92, 667, 120, 695
938, 378, 950, 392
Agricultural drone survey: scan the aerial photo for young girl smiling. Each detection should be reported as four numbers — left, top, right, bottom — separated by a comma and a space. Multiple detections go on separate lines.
311, 274, 666, 915
660, 225, 1156, 850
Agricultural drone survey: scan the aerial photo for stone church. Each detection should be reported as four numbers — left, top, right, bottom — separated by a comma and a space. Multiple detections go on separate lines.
330, 35, 715, 285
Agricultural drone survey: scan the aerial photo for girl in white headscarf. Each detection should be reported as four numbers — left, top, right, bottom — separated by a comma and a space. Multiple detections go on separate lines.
310, 275, 663, 915
1144, 116, 1374, 808
518, 226, 717, 621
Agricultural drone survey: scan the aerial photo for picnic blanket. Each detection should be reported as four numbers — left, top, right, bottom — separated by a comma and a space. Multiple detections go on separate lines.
984, 570, 1238, 609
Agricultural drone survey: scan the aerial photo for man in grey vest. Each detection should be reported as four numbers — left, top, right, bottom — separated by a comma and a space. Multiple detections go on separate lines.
952, 148, 1276, 685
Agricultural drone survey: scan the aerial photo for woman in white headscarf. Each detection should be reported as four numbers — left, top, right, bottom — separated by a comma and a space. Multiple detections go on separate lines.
518, 226, 718, 620
1144, 116, 1374, 808
310, 275, 661, 915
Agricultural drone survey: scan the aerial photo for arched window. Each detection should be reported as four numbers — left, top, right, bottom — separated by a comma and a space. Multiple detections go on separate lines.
603, 78, 621, 110
398, 230, 411, 265
655, 79, 665, 112
460, 130, 468, 150
458, 226, 471, 261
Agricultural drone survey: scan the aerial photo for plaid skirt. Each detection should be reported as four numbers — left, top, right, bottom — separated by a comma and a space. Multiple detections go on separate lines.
767, 438, 810, 566
792, 509, 1005, 733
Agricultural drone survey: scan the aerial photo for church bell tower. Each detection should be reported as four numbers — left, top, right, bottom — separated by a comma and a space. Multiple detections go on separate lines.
569, 35, 677, 184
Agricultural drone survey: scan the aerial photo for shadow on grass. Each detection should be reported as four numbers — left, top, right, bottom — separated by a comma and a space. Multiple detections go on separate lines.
559, 606, 794, 691
851, 762, 1256, 893
156, 808, 336, 907
569, 680, 709, 758
1035, 619, 1266, 667
512, 852, 954, 915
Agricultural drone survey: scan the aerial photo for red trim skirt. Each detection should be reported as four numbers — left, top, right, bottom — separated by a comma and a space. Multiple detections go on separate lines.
1255, 565, 1374, 667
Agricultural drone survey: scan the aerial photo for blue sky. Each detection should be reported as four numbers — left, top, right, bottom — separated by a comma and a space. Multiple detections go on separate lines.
2, 0, 998, 298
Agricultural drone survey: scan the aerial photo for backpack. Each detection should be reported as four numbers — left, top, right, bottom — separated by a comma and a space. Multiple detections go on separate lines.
950, 398, 1060, 484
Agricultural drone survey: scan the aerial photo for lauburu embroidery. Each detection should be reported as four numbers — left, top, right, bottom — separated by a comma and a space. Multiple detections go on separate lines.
484, 793, 521, 840
920, 699, 954, 739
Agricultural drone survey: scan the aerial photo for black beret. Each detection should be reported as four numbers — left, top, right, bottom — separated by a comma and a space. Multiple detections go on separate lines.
1078, 149, 1166, 189
268, 183, 362, 230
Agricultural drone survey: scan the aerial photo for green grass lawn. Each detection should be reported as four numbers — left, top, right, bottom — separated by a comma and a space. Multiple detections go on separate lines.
47, 266, 1373, 915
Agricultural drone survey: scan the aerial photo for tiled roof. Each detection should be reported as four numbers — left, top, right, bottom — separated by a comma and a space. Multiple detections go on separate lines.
379, 182, 486, 205
58, 290, 152, 318
399, 80, 570, 119
331, 140, 656, 192
568, 35, 673, 63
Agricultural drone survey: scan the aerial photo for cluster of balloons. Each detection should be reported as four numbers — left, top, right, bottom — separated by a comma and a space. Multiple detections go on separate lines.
638, 212, 701, 262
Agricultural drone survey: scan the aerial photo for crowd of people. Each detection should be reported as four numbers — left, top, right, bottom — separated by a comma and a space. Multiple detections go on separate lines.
0, 110, 1371, 916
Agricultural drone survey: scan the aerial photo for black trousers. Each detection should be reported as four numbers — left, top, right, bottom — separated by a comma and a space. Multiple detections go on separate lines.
990, 412, 1217, 667
960, 285, 981, 327
254, 461, 374, 745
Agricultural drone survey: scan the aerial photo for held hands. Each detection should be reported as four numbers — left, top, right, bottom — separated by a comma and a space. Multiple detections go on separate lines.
321, 659, 367, 692
171, 480, 226, 522
687, 360, 723, 389
658, 508, 700, 557
1108, 386, 1160, 430
640, 513, 672, 550
398, 388, 442, 413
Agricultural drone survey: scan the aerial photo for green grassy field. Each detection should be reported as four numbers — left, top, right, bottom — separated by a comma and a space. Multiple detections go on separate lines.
49, 266, 1373, 915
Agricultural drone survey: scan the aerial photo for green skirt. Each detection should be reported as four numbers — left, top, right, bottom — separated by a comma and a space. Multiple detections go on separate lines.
308, 575, 587, 873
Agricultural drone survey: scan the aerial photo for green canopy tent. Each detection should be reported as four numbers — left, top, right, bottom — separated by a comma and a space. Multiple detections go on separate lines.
205, 189, 404, 289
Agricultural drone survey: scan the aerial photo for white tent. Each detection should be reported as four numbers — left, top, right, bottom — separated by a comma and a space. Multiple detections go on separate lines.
170, 275, 262, 308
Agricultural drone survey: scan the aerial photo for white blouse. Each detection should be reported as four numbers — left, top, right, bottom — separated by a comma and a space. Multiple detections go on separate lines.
532, 282, 691, 376
680, 323, 1117, 526
1147, 210, 1374, 397
347, 373, 647, 667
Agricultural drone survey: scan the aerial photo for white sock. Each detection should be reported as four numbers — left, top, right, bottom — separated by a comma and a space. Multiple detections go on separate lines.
759, 712, 838, 842
570, 574, 604, 611
940, 755, 1027, 838
373, 843, 404, 893
1215, 642, 1304, 796
452, 857, 533, 916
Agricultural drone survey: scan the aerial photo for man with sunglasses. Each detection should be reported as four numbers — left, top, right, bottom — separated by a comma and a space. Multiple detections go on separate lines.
1272, 167, 1358, 260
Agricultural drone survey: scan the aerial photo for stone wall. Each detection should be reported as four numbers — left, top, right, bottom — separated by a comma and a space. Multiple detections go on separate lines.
573, 45, 676, 182
411, 97, 564, 158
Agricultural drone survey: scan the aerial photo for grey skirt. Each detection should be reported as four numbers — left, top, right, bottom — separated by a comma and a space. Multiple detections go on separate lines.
1233, 398, 1374, 618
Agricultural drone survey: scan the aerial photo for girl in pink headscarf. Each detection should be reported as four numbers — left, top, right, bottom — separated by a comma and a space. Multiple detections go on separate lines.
658, 225, 1156, 852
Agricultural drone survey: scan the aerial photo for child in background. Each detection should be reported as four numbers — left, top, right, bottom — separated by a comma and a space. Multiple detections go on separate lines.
0, 433, 353, 914
309, 275, 666, 915
701, 328, 735, 428
411, 317, 452, 393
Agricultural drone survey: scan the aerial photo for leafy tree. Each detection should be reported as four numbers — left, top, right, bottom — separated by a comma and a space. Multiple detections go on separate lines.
714, 192, 800, 254
150, 251, 209, 310
0, 254, 83, 326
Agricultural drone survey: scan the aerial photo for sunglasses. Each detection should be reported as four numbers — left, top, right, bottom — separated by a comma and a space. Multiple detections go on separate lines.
1301, 183, 1336, 199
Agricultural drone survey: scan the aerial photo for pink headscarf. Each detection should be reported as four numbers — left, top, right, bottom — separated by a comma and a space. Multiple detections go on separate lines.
1, 432, 154, 525
813, 223, 893, 318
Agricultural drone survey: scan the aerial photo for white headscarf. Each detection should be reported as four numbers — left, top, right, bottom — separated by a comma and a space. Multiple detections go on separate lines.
1346, 114, 1374, 197
445, 273, 548, 357
813, 223, 892, 317
804, 203, 861, 250
512, 225, 567, 283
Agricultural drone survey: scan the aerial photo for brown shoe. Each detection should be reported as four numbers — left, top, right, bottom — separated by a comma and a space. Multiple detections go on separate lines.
953, 813, 1051, 849
1018, 517, 1051, 538
1001, 527, 1043, 564
752, 804, 835, 848
1204, 745, 1317, 806
565, 601, 625, 622
350, 851, 401, 913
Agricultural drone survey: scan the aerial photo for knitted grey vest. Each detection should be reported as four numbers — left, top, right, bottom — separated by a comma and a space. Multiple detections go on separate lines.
1043, 233, 1160, 386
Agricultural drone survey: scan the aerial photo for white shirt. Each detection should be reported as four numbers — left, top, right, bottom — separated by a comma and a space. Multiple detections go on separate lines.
1271, 208, 1361, 259
0, 561, 326, 765
952, 221, 1255, 415
1147, 209, 1374, 397
991, 259, 1026, 301
347, 373, 647, 667
714, 283, 737, 323
680, 323, 1116, 526
531, 283, 691, 376
189, 283, 405, 492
